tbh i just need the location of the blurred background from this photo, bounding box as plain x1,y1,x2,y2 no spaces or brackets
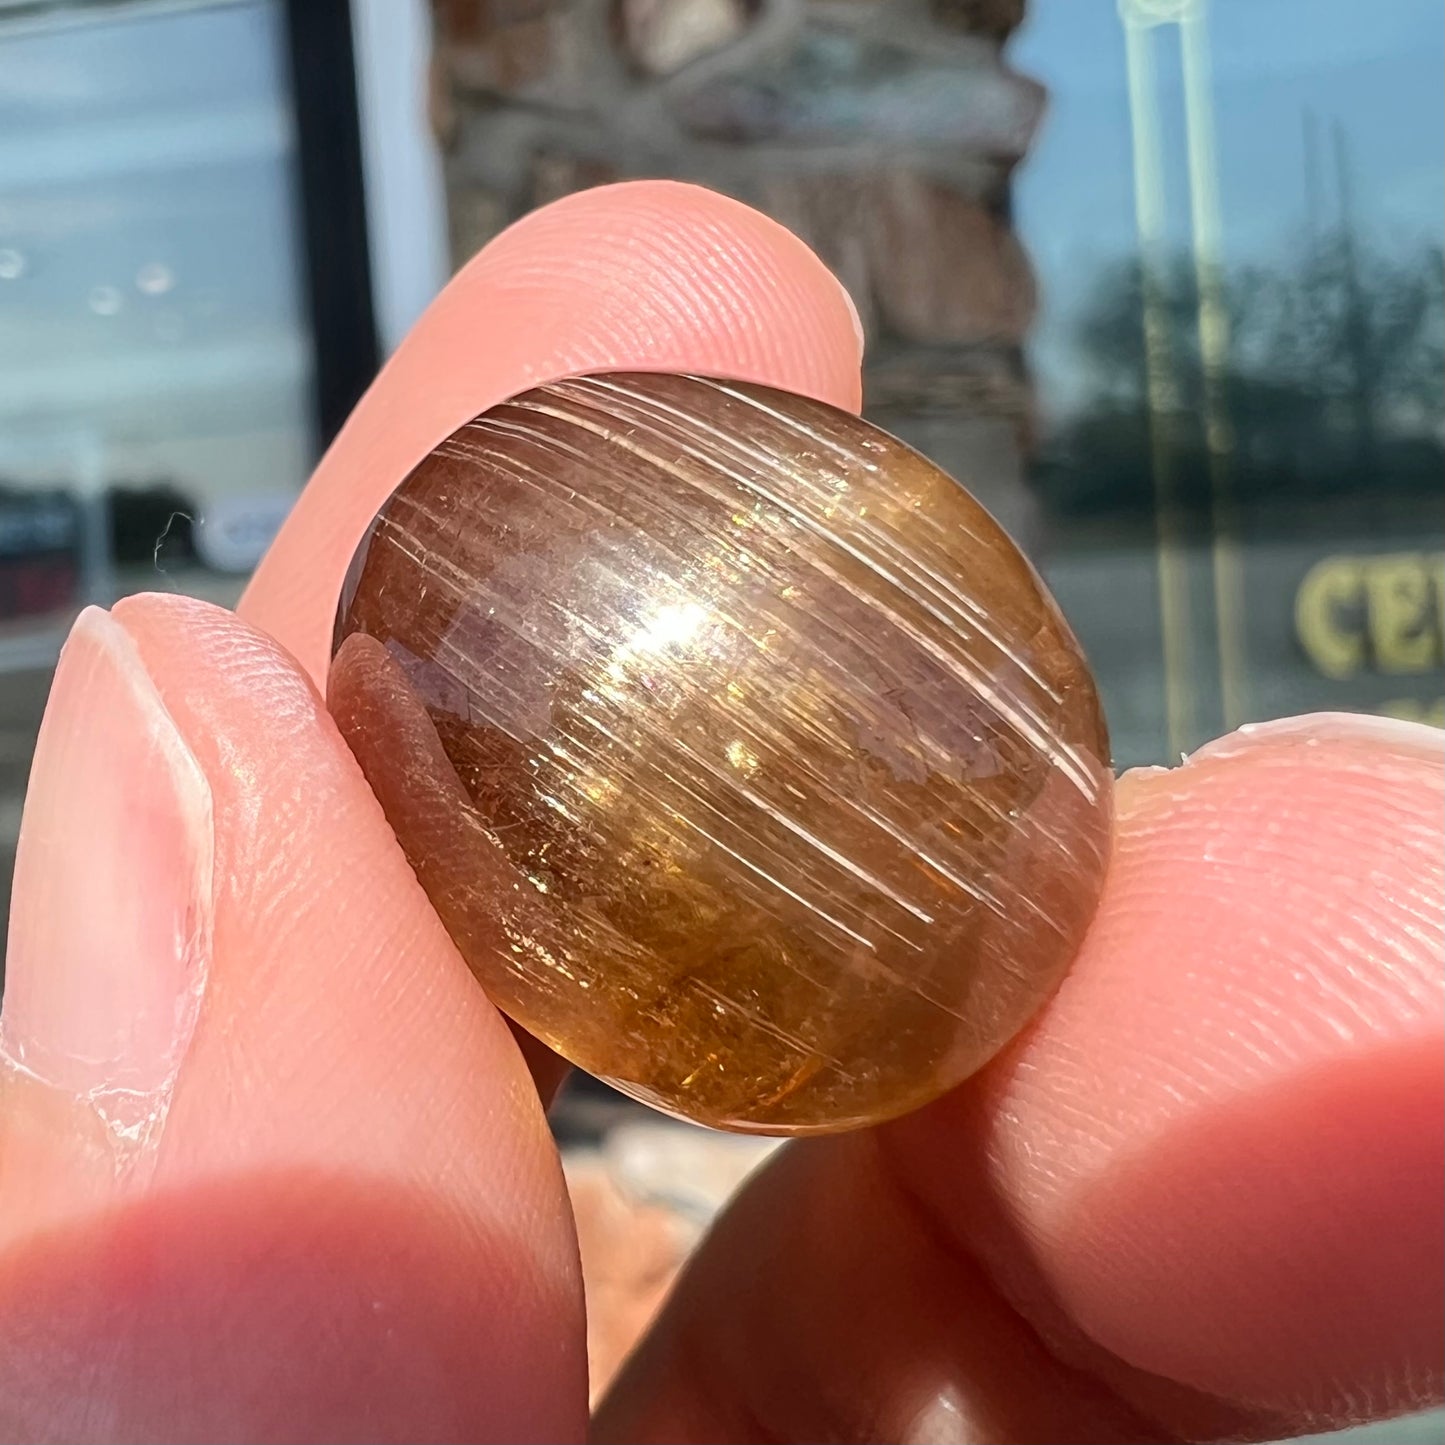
0,0,1440,1425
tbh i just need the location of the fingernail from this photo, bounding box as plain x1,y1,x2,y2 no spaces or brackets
1186,710,1445,766
1,606,213,1170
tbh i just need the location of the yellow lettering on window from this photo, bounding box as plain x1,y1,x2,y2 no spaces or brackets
1295,557,1365,678
1366,554,1439,674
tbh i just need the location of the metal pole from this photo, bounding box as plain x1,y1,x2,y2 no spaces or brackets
1180,0,1247,729
1120,0,1194,757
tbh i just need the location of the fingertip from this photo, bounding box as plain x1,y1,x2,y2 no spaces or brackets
1061,1035,1444,1424
884,713,1444,1434
1182,709,1445,765
481,181,865,407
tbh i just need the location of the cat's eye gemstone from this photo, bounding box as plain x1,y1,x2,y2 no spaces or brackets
330,373,1112,1134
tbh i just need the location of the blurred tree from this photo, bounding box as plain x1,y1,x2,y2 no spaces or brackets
1035,234,1445,523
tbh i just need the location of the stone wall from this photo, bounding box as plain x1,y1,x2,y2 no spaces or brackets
428,0,1044,540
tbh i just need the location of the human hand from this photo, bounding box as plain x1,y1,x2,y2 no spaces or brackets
1,183,1440,1444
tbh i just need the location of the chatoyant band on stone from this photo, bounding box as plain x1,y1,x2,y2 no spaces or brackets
329,373,1113,1135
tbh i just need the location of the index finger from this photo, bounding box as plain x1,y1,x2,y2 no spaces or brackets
239,180,864,680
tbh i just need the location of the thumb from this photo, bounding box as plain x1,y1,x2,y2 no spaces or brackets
0,595,584,1444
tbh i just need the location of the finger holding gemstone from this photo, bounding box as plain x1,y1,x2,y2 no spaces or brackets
329,373,1112,1134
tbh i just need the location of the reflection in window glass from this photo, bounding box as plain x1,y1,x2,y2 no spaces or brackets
0,0,316,960
428,0,1443,768
0,0,315,643
1013,0,1444,762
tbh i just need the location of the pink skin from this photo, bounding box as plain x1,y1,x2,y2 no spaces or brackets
596,719,1445,1444
1,183,1441,1443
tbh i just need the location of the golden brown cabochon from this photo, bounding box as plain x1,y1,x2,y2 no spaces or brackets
330,373,1112,1134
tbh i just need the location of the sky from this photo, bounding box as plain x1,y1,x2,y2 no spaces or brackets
1009,0,1445,416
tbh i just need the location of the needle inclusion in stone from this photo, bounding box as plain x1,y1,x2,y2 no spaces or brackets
329,373,1113,1135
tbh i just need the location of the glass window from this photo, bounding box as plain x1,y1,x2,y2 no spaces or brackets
429,0,1445,767
0,0,316,643
0,0,319,952
1013,0,1444,762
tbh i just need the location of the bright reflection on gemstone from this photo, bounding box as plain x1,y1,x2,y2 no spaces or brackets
627,601,710,656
